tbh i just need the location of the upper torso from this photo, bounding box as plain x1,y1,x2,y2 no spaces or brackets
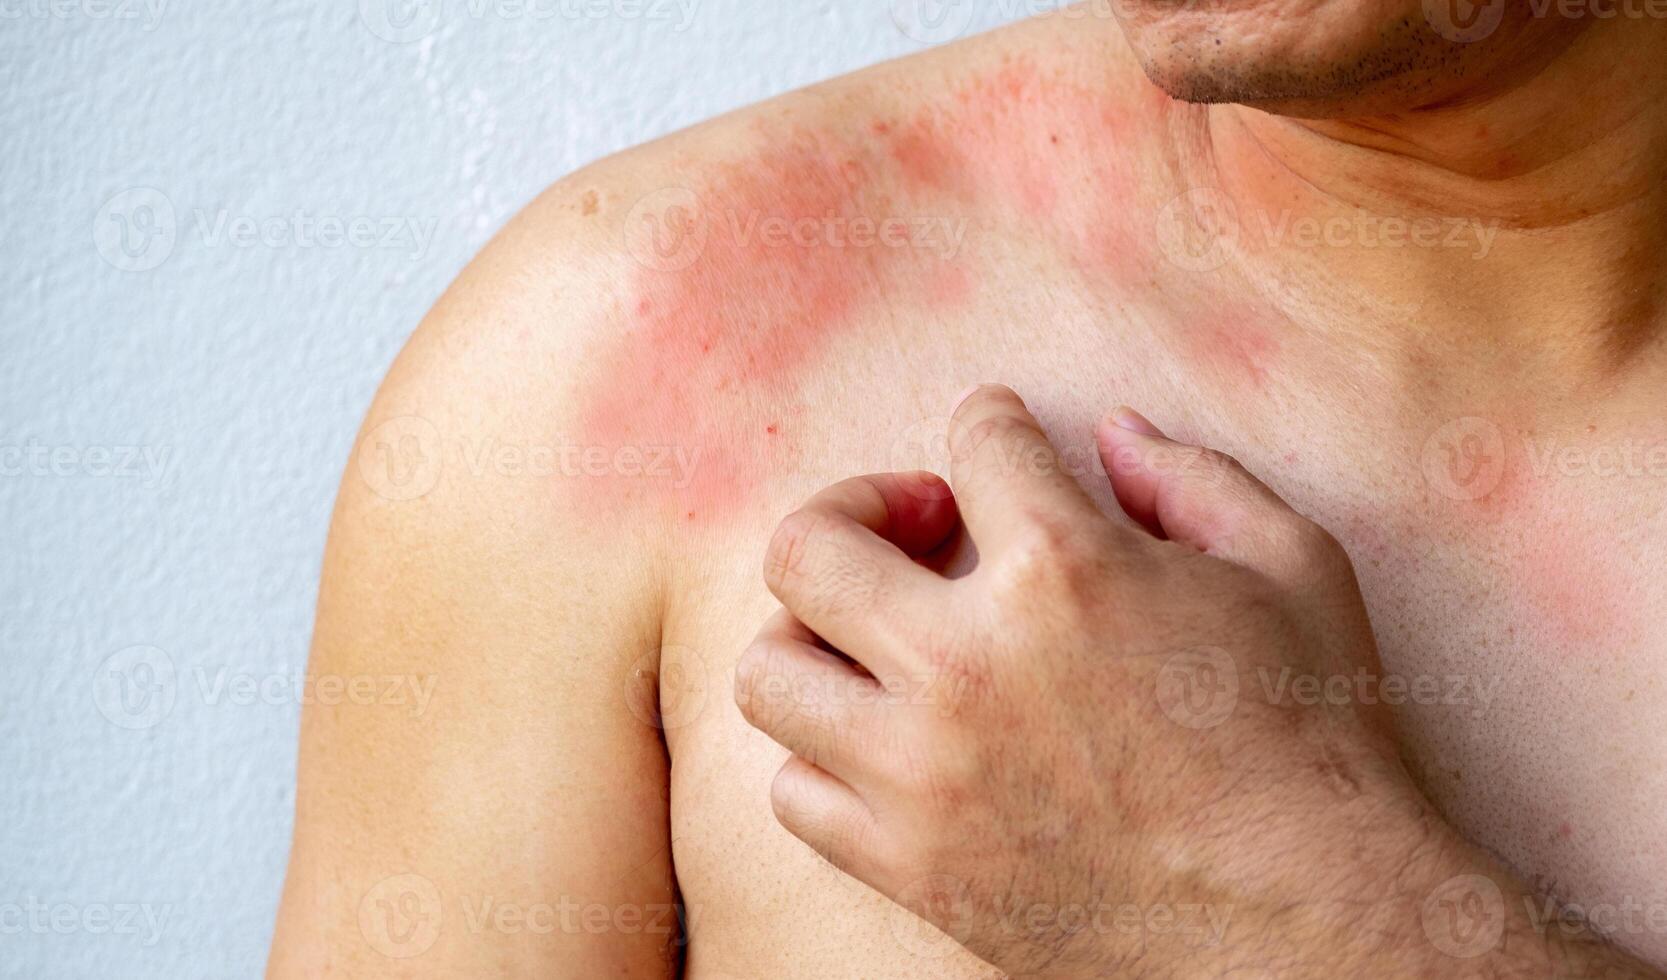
549,14,1667,976
271,12,1667,979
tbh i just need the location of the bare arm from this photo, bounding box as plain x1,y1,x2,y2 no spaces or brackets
268,178,680,977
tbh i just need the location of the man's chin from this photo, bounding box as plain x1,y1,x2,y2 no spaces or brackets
1111,0,1484,115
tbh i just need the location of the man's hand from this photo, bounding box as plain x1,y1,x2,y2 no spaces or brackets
734,385,1658,978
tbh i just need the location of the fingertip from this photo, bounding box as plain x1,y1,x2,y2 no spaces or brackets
1108,405,1166,438
896,469,951,500
1095,413,1153,475
951,382,1023,419
1095,415,1166,537
877,471,961,556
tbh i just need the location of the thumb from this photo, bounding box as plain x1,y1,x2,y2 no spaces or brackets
1095,407,1336,582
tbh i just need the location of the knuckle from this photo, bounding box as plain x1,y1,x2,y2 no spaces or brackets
952,384,1017,421
926,652,996,717
1149,442,1208,478
819,820,873,878
958,414,1032,466
770,764,816,828
764,509,826,591
988,513,1108,612
771,770,868,866
735,644,783,726
894,743,970,813
1188,446,1246,486
765,510,883,621
994,515,1067,581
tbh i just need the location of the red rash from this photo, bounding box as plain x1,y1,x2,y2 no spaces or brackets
1186,311,1283,389
1509,501,1637,654
879,57,1149,282
579,128,913,519
575,57,1175,520
1441,425,1641,652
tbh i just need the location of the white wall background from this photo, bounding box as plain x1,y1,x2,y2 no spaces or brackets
0,1,1028,976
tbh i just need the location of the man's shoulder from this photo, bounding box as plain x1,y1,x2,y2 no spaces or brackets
399,7,1157,368
365,12,1165,533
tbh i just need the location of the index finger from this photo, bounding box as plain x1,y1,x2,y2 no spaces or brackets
947,385,1100,555
763,472,960,679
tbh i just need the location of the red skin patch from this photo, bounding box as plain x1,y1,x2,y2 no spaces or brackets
1187,309,1283,390
926,263,974,309
578,128,971,520
575,58,1173,519
1439,424,1640,652
878,56,1152,281
1511,506,1636,654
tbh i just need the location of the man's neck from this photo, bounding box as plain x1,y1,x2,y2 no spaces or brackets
1192,18,1667,390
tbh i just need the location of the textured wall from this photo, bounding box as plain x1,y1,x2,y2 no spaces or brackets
0,1,1023,976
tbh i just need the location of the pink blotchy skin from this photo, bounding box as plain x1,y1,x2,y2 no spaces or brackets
1506,485,1638,653
1443,423,1641,650
576,58,1215,520
1189,311,1284,389
579,129,912,520
882,58,1151,283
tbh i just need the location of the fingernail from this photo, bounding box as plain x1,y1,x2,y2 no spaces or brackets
1111,406,1165,437
952,384,981,414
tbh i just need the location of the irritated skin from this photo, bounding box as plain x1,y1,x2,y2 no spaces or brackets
575,56,1155,522
271,6,1667,978
734,390,1659,978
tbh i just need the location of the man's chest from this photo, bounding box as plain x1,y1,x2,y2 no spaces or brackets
651,301,1667,971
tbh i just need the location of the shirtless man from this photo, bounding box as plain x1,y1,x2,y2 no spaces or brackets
269,1,1667,976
